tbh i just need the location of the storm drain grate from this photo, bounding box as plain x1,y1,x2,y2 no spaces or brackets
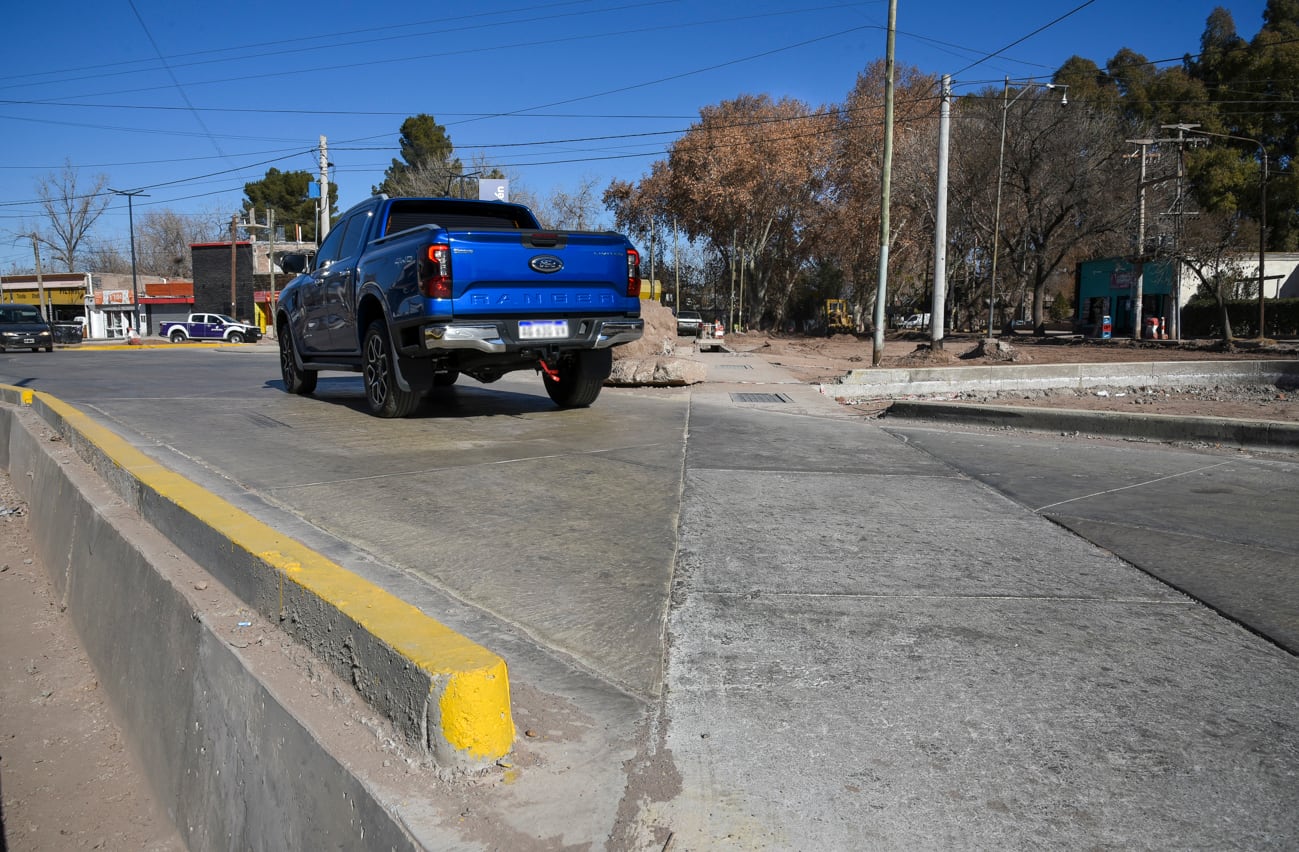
730,392,792,404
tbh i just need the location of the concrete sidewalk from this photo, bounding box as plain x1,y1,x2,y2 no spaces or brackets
634,349,1299,849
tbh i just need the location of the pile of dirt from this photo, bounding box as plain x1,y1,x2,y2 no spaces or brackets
615,300,679,360
960,338,1022,362
893,344,962,367
607,300,707,386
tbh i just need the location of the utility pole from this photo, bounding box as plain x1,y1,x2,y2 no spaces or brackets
872,0,898,366
318,135,331,243
30,235,47,322
1129,140,1153,340
729,231,736,331
267,208,276,338
1161,124,1215,340
930,74,951,350
743,248,753,331
673,219,680,312
109,188,148,334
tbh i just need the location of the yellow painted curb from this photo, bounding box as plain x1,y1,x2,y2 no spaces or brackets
0,384,514,762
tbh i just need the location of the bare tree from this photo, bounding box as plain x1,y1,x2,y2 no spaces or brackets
537,177,606,230
35,159,111,272
952,87,1135,334
1180,211,1257,341
137,209,224,277
823,62,940,329
83,241,131,273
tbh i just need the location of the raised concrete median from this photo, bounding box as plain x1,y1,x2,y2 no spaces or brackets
824,359,1299,450
885,399,1299,450
826,358,1299,398
0,384,516,847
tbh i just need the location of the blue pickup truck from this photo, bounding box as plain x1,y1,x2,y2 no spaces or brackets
276,195,644,417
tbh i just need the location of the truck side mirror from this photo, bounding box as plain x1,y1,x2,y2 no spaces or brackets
281,253,310,274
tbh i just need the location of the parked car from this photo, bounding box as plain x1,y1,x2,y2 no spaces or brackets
159,313,261,343
0,304,54,352
676,310,703,336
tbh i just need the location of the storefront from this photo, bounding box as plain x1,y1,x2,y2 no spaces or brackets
0,273,191,340
1075,258,1175,338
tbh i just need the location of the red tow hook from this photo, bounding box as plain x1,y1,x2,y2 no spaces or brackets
538,359,561,382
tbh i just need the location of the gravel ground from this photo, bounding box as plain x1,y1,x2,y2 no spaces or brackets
0,472,183,851
728,331,1299,421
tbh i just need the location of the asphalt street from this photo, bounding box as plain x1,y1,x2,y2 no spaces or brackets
2,343,1297,849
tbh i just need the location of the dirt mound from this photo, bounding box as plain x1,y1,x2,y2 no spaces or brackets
894,344,961,367
960,338,1022,362
616,299,678,359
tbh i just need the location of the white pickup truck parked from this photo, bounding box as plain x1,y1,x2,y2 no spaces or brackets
159,313,261,343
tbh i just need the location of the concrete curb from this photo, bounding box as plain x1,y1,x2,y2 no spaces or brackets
0,384,514,767
826,358,1299,398
0,398,425,849
884,400,1299,451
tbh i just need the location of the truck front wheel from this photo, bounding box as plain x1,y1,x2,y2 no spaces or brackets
363,320,420,418
542,348,612,408
228,331,245,344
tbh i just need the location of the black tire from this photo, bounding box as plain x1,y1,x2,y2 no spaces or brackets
170,330,186,343
44,346,53,353
279,327,317,395
363,320,420,418
228,331,245,344
542,348,612,408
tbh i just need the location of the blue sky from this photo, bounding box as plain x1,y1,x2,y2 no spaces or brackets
0,0,1271,270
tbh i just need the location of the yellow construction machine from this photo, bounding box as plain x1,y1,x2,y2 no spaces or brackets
824,299,854,336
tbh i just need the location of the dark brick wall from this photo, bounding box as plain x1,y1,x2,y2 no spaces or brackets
192,243,256,320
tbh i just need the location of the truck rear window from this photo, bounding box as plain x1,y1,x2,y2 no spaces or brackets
385,200,540,235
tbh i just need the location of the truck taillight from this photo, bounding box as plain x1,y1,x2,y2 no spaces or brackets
422,244,452,298
626,248,641,297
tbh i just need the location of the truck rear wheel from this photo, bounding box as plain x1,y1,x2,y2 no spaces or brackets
170,330,186,343
279,327,317,395
542,348,612,409
363,320,420,418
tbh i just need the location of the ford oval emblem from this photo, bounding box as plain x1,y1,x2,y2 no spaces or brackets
529,254,564,274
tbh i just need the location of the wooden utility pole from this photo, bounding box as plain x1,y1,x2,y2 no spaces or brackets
30,235,47,321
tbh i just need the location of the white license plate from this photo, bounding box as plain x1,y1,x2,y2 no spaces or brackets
518,320,568,340
21,338,34,344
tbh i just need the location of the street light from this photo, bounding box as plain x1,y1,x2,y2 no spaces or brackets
988,78,1067,336
109,188,148,337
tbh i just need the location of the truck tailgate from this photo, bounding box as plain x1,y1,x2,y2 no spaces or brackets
442,230,638,317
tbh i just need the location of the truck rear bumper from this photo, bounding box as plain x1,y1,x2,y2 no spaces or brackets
420,317,642,354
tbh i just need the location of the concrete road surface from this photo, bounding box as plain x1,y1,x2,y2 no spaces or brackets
3,343,1297,849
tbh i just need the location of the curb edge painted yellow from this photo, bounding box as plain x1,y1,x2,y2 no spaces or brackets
0,383,515,761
